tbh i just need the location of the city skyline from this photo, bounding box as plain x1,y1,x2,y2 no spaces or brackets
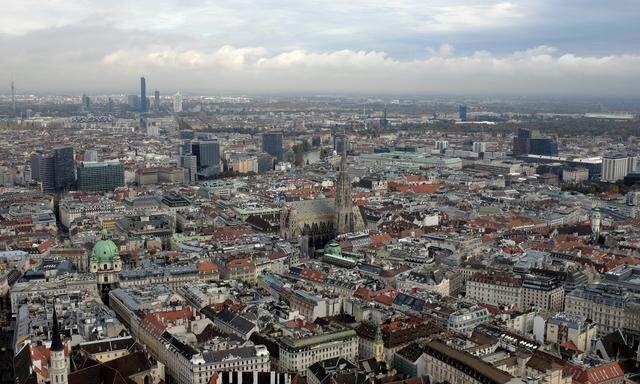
2,1,640,95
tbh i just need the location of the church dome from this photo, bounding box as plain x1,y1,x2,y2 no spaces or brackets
324,242,342,256
91,238,119,262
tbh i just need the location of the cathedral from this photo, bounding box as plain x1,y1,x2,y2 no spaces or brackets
280,136,364,249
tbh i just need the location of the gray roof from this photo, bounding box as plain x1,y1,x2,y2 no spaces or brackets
289,198,335,220
202,346,261,363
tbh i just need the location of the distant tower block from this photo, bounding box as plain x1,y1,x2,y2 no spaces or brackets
11,80,16,114
140,77,147,112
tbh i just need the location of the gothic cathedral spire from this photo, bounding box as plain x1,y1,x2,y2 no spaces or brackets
334,134,353,235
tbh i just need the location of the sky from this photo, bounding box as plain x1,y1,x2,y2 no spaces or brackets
2,0,640,95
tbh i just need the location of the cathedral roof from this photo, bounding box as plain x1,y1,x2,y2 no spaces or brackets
289,198,335,220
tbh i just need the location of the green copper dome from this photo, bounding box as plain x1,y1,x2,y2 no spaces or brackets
91,238,119,262
324,242,342,256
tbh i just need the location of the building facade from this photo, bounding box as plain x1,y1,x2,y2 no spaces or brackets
76,161,124,192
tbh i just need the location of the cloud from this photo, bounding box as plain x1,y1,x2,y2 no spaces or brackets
81,44,640,94
2,1,639,94
102,45,267,70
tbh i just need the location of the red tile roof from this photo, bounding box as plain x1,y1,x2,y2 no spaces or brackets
197,262,218,272
575,362,623,384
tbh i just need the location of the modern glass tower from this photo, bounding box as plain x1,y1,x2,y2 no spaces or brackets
140,77,147,112
262,131,283,161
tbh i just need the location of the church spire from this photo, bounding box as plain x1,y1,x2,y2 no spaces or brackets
50,306,63,352
49,303,68,384
373,323,384,362
334,133,353,235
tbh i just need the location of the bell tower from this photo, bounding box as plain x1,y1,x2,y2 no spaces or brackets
373,324,384,363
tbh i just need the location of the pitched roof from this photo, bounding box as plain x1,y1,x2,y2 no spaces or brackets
576,362,624,384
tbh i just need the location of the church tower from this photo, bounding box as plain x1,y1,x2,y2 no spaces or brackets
591,210,601,236
49,306,68,384
90,232,122,303
373,324,384,363
334,135,353,235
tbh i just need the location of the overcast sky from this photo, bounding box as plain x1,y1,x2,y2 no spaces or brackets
3,0,640,95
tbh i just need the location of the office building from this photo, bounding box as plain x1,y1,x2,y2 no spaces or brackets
262,131,283,160
602,154,631,182
11,80,15,114
458,104,468,120
513,128,532,155
173,92,183,112
380,107,389,129
422,339,513,384
565,284,629,336
82,94,91,109
435,140,448,152
192,141,220,175
562,167,589,183
179,130,194,140
127,95,140,110
334,135,351,155
30,147,75,193
513,128,558,156
472,142,486,153
258,153,274,173
529,138,558,156
521,274,564,312
278,325,358,372
140,77,147,112
154,90,160,109
84,149,99,162
179,143,192,156
53,146,76,192
30,153,55,192
228,155,258,174
466,272,522,308
76,161,125,192
180,155,197,184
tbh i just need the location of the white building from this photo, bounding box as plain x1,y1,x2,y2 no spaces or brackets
435,140,448,151
173,92,183,113
162,337,270,384
465,272,523,309
83,149,98,162
472,142,487,153
289,290,342,322
601,154,630,182
278,327,358,372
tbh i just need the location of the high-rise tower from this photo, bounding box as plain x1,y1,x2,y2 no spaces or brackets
140,77,147,112
49,306,68,384
262,131,283,161
334,135,353,235
173,92,183,112
11,80,16,115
